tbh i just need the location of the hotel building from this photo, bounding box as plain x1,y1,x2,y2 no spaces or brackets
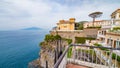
56,18,75,31
97,9,120,48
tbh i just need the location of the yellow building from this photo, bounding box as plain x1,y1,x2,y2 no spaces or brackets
57,18,75,30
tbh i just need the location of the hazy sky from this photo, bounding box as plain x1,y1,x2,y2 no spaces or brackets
0,0,120,30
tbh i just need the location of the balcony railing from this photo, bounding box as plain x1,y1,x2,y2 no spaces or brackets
54,44,120,68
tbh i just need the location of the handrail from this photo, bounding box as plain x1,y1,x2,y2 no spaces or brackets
54,44,72,68
72,44,120,50
54,44,120,68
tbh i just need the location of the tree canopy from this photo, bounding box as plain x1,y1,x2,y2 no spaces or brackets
75,21,88,30
89,12,103,18
88,11,103,27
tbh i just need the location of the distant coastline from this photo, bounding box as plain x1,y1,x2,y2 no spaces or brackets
22,27,43,30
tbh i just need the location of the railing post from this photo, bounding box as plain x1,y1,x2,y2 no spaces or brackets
80,48,82,61
105,51,107,66
73,45,76,63
108,49,113,68
84,49,85,61
100,50,102,65
87,47,89,62
81,48,83,61
115,53,117,67
92,49,94,63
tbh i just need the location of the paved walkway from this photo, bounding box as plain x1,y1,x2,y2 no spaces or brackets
66,64,89,68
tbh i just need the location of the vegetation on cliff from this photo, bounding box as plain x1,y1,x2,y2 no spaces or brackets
40,34,72,51
40,34,61,51
39,34,72,68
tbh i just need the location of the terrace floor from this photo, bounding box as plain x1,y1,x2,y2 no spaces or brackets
66,64,89,68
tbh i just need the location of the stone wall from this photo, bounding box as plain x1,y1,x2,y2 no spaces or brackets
50,28,99,43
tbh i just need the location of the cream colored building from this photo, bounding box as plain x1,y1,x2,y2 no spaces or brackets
84,20,111,28
97,9,120,48
111,9,120,25
57,18,75,31
105,32,120,48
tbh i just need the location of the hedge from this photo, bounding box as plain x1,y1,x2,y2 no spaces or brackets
75,37,95,44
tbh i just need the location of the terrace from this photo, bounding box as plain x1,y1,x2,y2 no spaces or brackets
54,44,120,68
108,27,120,34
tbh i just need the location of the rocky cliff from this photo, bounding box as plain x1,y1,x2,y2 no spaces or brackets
28,34,71,68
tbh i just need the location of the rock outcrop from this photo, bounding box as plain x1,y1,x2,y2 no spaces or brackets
28,34,70,68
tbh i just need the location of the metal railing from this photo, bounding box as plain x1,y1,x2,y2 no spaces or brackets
54,44,120,68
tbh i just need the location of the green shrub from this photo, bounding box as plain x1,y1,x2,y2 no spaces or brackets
87,26,101,29
44,34,61,42
94,43,102,46
66,39,72,44
62,38,72,44
75,37,95,44
94,43,109,51
78,49,95,56
112,53,120,62
105,52,120,62
75,37,86,44
67,47,72,58
113,27,120,31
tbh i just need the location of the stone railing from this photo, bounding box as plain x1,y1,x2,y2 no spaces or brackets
54,44,120,68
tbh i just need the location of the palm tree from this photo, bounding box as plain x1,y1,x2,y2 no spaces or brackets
89,12,103,27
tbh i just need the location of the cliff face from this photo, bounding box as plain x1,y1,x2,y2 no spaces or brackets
40,46,55,68
40,40,68,68
28,34,69,68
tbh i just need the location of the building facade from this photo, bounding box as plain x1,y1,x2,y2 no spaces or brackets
105,32,120,48
97,9,120,48
84,20,111,28
111,9,120,26
57,18,75,31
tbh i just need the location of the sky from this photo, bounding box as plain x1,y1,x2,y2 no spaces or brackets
0,0,120,30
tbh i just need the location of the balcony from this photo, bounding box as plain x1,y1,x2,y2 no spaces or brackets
54,44,120,68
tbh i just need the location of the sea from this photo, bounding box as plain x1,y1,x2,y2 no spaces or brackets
0,30,49,68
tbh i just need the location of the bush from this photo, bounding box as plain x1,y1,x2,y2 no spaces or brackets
112,53,120,62
62,38,72,44
75,37,95,44
67,47,72,58
87,26,101,29
94,43,102,46
44,34,61,42
94,43,120,62
94,43,109,51
66,39,72,44
113,27,120,31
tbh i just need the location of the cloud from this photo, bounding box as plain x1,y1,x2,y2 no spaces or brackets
0,0,120,30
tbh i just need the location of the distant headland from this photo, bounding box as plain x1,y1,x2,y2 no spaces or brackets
22,27,43,30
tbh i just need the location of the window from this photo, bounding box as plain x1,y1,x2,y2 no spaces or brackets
116,40,120,48
107,39,113,46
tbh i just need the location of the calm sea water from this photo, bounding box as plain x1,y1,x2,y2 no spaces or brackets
0,30,48,68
